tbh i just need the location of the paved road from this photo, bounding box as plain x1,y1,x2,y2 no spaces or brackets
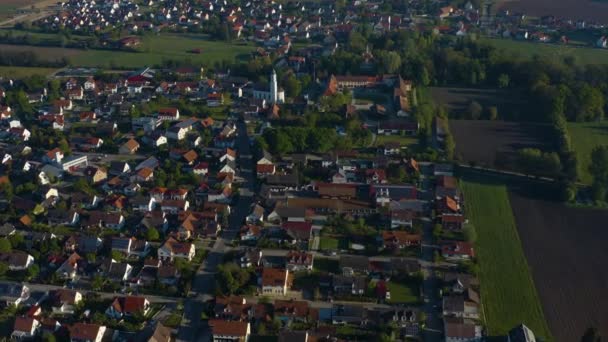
177,120,255,342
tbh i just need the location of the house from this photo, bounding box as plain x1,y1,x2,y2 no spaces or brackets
382,231,421,249
238,249,262,268
444,317,482,342
339,255,369,275
12,317,40,340
246,204,265,224
167,126,188,140
240,225,262,242
104,261,133,282
282,221,313,244
285,251,314,272
317,183,357,199
119,139,140,155
69,323,106,342
274,300,312,324
106,296,150,319
220,148,236,162
443,293,480,319
372,184,417,206
441,241,475,261
84,166,108,184
158,237,195,261
149,323,173,342
442,214,466,231
111,237,150,258
193,162,209,175
256,152,276,178
390,210,415,229
109,161,131,176
209,319,250,342
56,253,82,280
50,289,83,314
0,252,35,271
0,284,30,306
261,268,290,295
132,196,156,212
508,324,537,342
161,199,190,213
158,108,180,121
332,275,367,295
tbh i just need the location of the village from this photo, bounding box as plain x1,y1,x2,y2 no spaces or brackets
1,0,606,341
0,50,539,342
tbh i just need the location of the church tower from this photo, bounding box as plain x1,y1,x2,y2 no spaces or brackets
270,69,278,103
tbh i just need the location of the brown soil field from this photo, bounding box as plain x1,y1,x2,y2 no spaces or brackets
430,87,526,120
496,0,608,24
509,192,608,342
449,120,552,168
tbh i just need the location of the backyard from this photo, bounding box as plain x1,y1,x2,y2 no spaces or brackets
461,175,552,339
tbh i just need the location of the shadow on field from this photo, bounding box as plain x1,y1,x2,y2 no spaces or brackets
457,167,562,202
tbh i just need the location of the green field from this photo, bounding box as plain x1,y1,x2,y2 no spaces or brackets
374,134,418,147
387,281,419,304
0,31,256,68
461,179,552,339
568,122,608,184
0,66,56,78
485,38,608,65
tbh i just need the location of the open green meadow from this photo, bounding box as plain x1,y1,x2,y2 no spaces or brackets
484,38,608,65
0,66,56,78
0,31,256,68
461,178,552,339
567,121,608,184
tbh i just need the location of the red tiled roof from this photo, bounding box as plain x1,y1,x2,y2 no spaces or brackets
209,319,248,337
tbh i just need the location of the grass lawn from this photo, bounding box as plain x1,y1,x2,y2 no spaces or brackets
387,281,420,304
461,179,552,339
484,38,608,65
0,31,256,68
374,134,418,147
0,66,56,78
319,236,339,250
567,121,608,184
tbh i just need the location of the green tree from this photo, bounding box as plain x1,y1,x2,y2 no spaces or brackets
581,327,601,342
42,332,56,342
284,75,302,98
0,262,8,276
146,227,160,241
27,264,40,279
0,239,11,252
497,73,510,88
486,106,498,120
467,101,483,120
380,51,402,74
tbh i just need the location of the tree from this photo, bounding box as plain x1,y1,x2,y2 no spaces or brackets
497,73,510,88
467,101,483,120
146,227,160,241
42,332,56,342
589,146,608,201
0,239,11,253
27,264,40,279
284,75,302,98
0,262,8,276
486,106,498,120
582,327,601,342
92,275,105,290
380,51,402,74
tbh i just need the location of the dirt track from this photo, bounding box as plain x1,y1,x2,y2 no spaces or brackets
509,192,608,342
